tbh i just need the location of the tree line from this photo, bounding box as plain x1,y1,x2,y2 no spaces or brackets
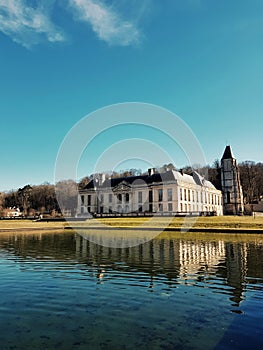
0,161,262,217
0,180,78,217
203,160,263,204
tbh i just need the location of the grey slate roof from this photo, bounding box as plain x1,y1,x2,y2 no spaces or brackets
221,145,234,160
83,169,217,190
85,172,174,189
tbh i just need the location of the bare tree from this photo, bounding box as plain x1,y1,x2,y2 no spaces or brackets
55,180,78,216
18,185,32,216
239,161,263,203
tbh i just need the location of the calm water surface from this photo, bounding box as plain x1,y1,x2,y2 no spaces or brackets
0,231,263,349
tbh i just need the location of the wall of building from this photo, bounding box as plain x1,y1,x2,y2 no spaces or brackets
78,179,223,216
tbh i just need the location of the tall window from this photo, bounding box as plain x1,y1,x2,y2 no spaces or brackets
149,190,153,203
100,194,104,203
109,193,112,203
180,188,183,201
168,203,173,212
88,195,91,206
138,191,142,203
81,195,84,205
158,189,163,202
125,193,129,202
227,191,231,204
117,194,122,202
167,188,172,201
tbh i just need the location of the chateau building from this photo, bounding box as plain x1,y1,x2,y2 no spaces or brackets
78,146,244,217
78,168,223,217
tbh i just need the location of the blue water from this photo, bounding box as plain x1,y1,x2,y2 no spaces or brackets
0,232,263,349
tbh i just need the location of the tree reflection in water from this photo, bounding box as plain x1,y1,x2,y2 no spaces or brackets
1,231,263,308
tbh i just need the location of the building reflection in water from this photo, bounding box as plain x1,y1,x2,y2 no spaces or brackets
1,232,263,307
75,233,263,306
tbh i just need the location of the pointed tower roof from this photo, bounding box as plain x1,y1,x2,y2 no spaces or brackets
221,145,234,160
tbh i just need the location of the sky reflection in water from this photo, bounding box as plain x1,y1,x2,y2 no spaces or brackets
0,231,263,349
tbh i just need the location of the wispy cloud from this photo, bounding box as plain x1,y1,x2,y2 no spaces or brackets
0,0,65,48
68,0,141,46
0,0,143,48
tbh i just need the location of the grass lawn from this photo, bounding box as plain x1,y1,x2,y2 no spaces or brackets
90,215,263,230
0,219,67,232
0,216,263,233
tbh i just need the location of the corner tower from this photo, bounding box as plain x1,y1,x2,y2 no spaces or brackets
221,146,244,215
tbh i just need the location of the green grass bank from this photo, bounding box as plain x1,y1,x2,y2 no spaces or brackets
0,216,263,233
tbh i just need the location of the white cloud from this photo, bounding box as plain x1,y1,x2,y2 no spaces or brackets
0,0,65,48
68,0,141,46
0,0,144,48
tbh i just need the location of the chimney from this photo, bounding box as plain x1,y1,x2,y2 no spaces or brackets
100,173,106,184
94,173,106,187
148,168,156,176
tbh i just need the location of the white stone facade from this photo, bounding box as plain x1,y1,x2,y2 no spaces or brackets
78,169,223,216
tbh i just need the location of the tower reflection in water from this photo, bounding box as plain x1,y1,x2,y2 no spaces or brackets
1,232,263,350
1,231,262,308
75,233,263,307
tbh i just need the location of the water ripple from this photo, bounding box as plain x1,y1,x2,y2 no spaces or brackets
0,232,263,349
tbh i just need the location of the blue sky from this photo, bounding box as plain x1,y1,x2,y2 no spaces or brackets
0,0,263,191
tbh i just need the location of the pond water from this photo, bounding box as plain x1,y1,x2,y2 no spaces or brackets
0,231,263,349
